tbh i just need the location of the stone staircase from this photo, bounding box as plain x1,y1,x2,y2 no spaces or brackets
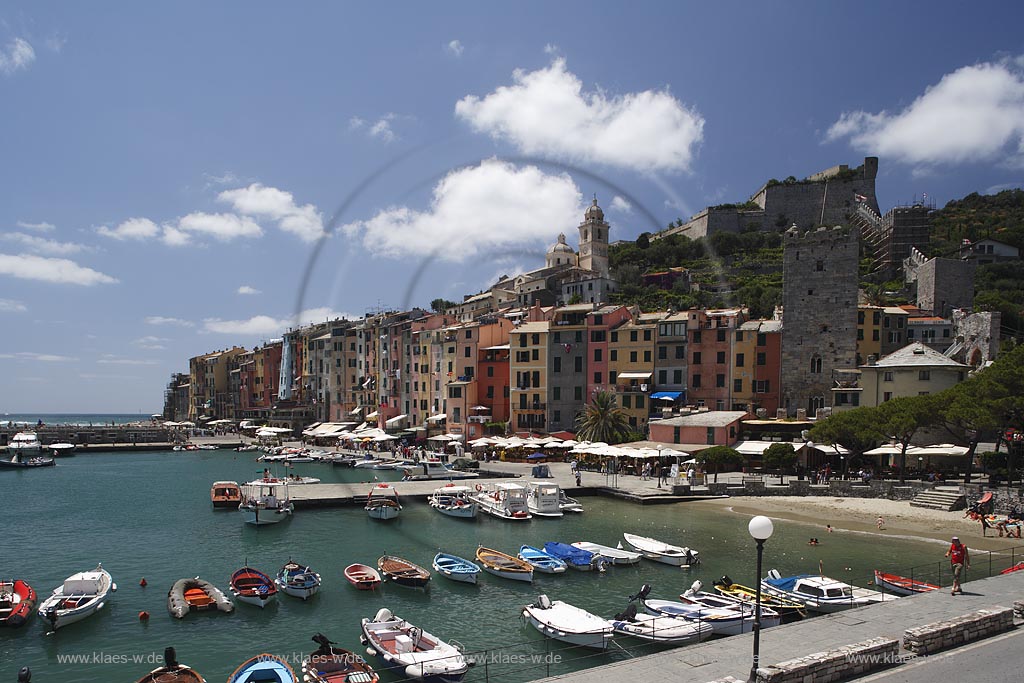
909,488,966,511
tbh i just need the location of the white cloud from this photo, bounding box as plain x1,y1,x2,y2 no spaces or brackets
343,159,581,261
203,171,240,187
217,184,324,242
98,217,160,241
446,40,464,57
348,116,366,131
16,221,55,232
369,115,397,143
0,351,76,362
203,307,351,336
0,298,26,312
134,336,168,350
1,232,91,256
543,44,560,56
162,212,262,246
456,58,705,172
610,196,632,213
237,285,261,295
44,34,67,53
985,182,1023,194
826,56,1024,169
0,38,35,76
0,253,117,286
145,316,194,327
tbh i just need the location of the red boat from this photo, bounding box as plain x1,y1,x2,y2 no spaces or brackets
343,564,381,591
302,633,379,683
873,570,939,596
229,567,278,607
1000,561,1024,575
0,579,37,627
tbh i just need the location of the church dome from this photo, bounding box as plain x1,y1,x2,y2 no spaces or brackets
585,197,604,220
548,233,574,254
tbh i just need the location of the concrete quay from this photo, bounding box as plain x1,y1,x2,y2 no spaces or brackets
531,570,1024,683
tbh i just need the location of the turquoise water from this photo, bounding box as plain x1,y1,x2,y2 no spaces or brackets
1,451,943,683
2,413,152,427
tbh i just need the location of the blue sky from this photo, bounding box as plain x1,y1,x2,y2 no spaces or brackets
2,1,1023,413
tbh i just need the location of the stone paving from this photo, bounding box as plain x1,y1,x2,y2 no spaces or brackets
531,570,1024,683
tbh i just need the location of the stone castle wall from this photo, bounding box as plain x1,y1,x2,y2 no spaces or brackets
916,258,975,317
780,226,860,415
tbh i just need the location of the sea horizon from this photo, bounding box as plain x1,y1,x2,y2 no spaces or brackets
1,412,160,427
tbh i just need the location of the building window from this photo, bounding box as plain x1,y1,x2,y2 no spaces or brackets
611,331,618,343
574,386,582,400
754,380,770,393
675,345,685,359
553,356,561,373
630,330,638,342
594,348,603,362
734,378,742,392
659,346,667,360
736,353,745,367
464,346,471,357
532,349,539,361
610,350,618,361
630,351,638,363
609,371,617,384
622,395,631,408
858,311,865,324
486,386,494,399
553,332,561,343
594,372,602,384
553,410,561,423
574,356,583,372
883,371,893,382
706,427,715,444
716,351,726,364
857,328,864,340
810,356,822,373
919,370,931,381
644,330,652,341
553,386,560,400
692,330,702,344
692,374,702,388
637,396,645,409
673,369,683,384
644,351,651,363
736,331,744,342
757,352,766,366
658,370,667,383
883,391,892,402
673,427,680,443
716,374,725,388
591,330,606,342
693,351,702,365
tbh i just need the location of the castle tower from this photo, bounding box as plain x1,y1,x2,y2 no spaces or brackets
578,197,610,278
780,226,859,416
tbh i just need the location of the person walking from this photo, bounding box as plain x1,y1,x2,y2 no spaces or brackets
653,462,662,488
659,463,668,488
945,536,969,595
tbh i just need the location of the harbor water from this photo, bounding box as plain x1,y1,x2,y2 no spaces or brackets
2,449,943,683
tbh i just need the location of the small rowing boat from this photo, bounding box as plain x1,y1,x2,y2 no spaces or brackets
377,556,431,589
432,553,481,584
518,546,567,574
135,647,206,683
344,564,382,591
872,570,940,595
475,546,533,582
229,567,278,608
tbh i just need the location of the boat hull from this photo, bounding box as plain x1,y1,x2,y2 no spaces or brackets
239,503,294,525
522,607,613,650
367,505,401,520
361,613,467,683
344,565,382,591
227,654,297,683
167,578,234,618
429,502,478,518
432,555,480,584
37,567,114,630
611,615,713,644
0,580,37,628
571,542,641,565
872,570,939,596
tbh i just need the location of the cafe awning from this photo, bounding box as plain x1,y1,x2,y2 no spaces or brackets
650,391,683,400
426,414,447,422
618,372,652,380
385,414,408,426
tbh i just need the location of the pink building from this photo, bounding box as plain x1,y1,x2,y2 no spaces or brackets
648,410,747,448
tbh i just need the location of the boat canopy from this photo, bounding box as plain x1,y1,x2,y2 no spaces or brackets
764,574,815,591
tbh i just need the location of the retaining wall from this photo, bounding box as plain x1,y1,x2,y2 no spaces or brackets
753,636,899,683
701,479,933,500
903,606,1014,655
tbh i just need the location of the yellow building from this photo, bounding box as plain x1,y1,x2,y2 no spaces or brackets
608,320,656,432
510,321,549,433
857,306,909,365
859,342,968,407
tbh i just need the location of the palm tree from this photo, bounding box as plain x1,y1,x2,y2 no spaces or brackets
575,391,631,444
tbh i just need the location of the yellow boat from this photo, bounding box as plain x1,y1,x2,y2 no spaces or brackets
713,576,806,619
475,546,533,582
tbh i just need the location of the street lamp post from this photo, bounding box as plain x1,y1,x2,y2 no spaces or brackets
748,515,774,683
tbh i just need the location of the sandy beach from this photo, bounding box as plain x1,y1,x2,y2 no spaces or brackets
701,495,1022,551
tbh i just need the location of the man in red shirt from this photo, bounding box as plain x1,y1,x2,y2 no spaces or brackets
944,536,969,595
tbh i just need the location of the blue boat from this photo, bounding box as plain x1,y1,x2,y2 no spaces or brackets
543,542,602,571
432,553,481,584
518,545,567,574
227,653,298,682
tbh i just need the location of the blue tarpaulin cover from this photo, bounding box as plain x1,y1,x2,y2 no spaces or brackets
650,391,683,400
763,574,814,591
544,541,594,566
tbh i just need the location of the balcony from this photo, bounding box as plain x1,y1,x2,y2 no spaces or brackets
517,402,546,412
617,384,650,394
468,414,492,423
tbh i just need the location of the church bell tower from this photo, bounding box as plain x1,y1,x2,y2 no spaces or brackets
577,197,610,278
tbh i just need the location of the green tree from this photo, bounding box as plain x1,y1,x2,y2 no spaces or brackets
636,232,650,249
568,293,583,305
876,395,941,484
763,442,798,483
575,391,631,444
698,445,744,483
430,298,457,313
808,407,884,458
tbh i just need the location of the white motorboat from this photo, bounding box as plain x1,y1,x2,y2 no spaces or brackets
522,595,614,650
9,431,42,456
471,483,532,520
571,541,641,565
365,484,402,520
239,480,294,525
278,475,321,485
353,458,385,469
37,564,116,630
558,490,584,513
400,460,479,480
427,485,478,518
679,580,781,628
609,603,713,644
525,481,564,518
360,607,468,683
49,443,76,457
622,533,699,567
632,584,755,637
760,570,898,614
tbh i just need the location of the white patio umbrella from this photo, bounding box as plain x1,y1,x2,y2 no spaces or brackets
863,444,905,456
560,439,578,448
427,434,453,442
658,447,689,458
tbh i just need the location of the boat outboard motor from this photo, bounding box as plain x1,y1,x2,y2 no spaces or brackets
687,580,702,596
613,603,638,622
767,569,781,580
627,583,652,602
720,575,733,587
17,668,31,683
373,607,393,622
535,594,552,609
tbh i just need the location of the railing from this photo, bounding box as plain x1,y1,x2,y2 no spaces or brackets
468,415,491,423
859,543,1024,598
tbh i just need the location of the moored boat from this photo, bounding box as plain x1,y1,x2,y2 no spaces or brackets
518,545,567,574
227,653,298,683
135,647,206,683
230,567,278,607
432,553,481,584
571,541,641,565
471,483,532,521
1001,561,1024,575
872,570,940,595
399,460,479,481
365,484,402,520
427,485,478,518
475,546,533,582
522,595,613,650
211,481,241,508
377,556,431,589
49,443,76,457
712,576,806,619
524,481,564,518
239,479,294,525
360,607,468,683
345,564,382,591
275,561,322,600
37,564,116,630
167,577,234,618
631,584,755,637
0,453,55,468
0,579,37,628
303,633,379,683
609,603,713,645
622,533,699,567
8,431,41,456
761,570,898,613
558,490,584,513
543,542,603,571
679,580,781,628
